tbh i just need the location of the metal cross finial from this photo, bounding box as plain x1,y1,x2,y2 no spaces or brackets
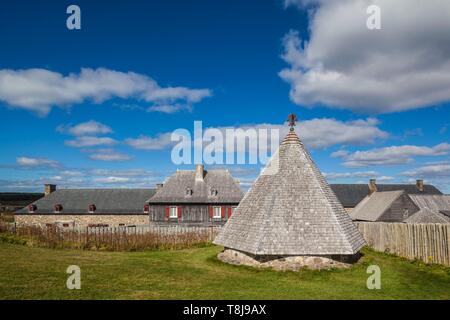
287,113,297,131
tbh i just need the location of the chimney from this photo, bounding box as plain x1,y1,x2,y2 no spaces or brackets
416,179,424,192
368,179,377,195
44,184,56,197
156,183,164,190
195,164,204,182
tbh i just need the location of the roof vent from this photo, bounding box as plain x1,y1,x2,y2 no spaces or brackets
210,188,218,197
185,187,193,197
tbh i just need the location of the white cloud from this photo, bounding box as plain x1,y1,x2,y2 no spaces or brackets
89,168,152,177
148,104,191,114
123,117,387,153
0,68,211,116
124,133,174,150
401,163,450,178
281,0,450,113
16,157,60,169
57,120,112,136
324,171,394,181
89,151,132,162
65,136,118,148
93,177,131,184
333,143,450,167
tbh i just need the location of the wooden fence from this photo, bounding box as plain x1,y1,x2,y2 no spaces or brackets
356,222,450,266
0,222,221,251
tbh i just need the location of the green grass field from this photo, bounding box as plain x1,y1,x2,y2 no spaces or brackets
1,242,450,299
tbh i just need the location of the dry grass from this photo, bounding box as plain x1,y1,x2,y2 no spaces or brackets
0,222,219,251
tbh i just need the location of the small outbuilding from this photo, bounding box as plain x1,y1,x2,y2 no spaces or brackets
351,192,450,223
214,114,365,269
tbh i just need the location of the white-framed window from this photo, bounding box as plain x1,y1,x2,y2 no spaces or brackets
170,206,178,218
213,206,221,218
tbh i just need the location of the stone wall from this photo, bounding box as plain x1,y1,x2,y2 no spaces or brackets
15,215,149,227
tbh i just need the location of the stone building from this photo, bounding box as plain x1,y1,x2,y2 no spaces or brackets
214,115,365,269
147,165,243,226
15,185,155,227
351,191,450,223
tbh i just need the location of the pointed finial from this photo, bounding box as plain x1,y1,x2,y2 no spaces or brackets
287,113,297,132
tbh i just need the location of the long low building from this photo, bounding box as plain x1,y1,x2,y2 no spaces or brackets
15,185,155,227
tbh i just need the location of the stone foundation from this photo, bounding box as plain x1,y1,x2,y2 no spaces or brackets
218,249,360,271
14,215,149,227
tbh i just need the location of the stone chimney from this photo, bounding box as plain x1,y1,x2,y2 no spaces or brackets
368,179,377,195
195,164,204,182
416,179,424,192
44,184,56,196
156,183,164,190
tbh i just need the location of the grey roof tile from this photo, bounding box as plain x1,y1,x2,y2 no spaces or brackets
350,191,405,222
148,169,243,204
15,189,155,215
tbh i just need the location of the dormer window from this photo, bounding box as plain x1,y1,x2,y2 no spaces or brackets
28,204,37,213
54,204,63,214
185,187,193,197
210,188,218,197
88,204,96,214
143,204,150,213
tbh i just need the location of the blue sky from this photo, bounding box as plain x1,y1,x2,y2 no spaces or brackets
0,0,449,193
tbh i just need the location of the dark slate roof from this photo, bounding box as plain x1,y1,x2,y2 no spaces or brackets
148,169,243,204
214,130,366,256
330,184,442,207
15,189,155,215
0,193,44,206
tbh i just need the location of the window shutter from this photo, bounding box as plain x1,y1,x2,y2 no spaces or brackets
178,206,182,219
228,207,232,218
165,206,170,219
208,206,213,218
221,206,225,219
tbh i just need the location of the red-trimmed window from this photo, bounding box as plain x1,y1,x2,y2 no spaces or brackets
143,204,150,213
169,206,178,218
213,206,221,219
28,204,37,213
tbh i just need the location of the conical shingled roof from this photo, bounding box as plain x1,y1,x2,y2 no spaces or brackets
214,129,366,256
